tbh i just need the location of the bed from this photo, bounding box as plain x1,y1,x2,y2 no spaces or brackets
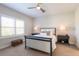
24,28,57,56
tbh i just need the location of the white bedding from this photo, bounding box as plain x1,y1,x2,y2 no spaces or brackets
27,33,57,53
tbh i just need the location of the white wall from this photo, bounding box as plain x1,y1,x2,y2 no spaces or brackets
34,12,76,44
0,5,33,49
75,7,79,48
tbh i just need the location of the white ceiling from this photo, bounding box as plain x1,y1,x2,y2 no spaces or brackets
2,3,79,18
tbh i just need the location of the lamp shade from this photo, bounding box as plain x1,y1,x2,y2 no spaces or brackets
58,25,67,35
34,25,40,33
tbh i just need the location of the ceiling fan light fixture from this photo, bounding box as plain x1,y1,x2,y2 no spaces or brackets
36,6,41,10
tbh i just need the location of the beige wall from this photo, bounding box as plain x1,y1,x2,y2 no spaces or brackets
0,5,33,49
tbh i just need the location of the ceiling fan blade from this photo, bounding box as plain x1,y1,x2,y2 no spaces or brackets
28,7,36,9
40,8,45,13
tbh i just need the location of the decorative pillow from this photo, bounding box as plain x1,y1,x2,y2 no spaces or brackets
46,31,51,36
41,31,51,36
40,33,47,36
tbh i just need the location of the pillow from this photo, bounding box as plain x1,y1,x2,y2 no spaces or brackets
39,33,47,36
41,31,51,36
46,31,51,36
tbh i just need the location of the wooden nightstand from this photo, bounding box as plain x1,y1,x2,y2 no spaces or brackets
57,34,69,44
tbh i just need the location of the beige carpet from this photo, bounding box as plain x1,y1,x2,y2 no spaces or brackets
0,43,79,56
53,44,79,56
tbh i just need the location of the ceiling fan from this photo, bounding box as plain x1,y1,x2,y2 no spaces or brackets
28,3,45,13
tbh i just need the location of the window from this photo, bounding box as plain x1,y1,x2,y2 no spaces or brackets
1,16,15,36
16,19,24,34
0,16,24,36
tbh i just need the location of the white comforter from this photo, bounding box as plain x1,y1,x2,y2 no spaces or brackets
27,34,57,53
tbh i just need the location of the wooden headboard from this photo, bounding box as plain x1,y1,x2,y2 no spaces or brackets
40,27,56,36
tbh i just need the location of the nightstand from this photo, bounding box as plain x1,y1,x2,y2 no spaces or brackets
57,34,69,44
